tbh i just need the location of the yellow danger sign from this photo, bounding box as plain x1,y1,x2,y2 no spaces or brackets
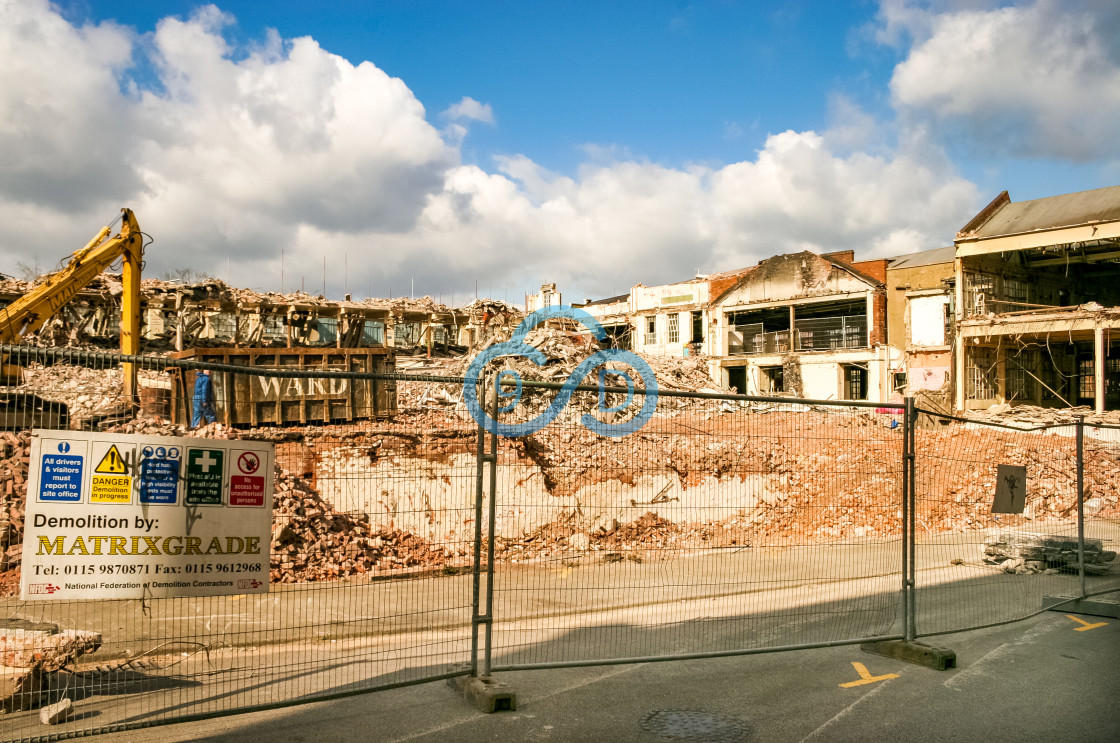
95,445,128,474
91,474,132,504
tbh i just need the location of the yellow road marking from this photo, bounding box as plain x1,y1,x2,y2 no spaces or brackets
839,661,899,688
1066,615,1108,632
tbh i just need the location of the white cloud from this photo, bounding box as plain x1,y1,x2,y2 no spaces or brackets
0,1,981,302
883,0,1120,160
0,0,140,210
442,96,495,124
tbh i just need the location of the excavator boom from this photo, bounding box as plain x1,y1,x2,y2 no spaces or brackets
0,208,143,343
0,208,144,402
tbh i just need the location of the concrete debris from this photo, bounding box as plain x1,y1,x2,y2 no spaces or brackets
1,629,103,672
39,696,72,725
0,622,101,712
964,403,1120,428
982,531,1118,574
16,364,134,427
269,465,451,583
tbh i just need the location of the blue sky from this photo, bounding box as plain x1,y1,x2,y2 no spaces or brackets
4,0,1119,302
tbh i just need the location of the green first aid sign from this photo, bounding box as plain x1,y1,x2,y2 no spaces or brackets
185,448,224,505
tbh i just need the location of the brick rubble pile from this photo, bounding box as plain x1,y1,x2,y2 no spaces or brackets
269,465,450,583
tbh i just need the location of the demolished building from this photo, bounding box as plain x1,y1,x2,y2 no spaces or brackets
952,186,1120,413
885,246,955,402
710,251,891,399
0,276,521,357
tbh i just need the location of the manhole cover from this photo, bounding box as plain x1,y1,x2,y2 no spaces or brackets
641,708,746,742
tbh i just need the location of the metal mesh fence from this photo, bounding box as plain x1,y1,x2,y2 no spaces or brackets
485,394,905,670
1,343,1117,741
1,349,476,742
911,412,1120,637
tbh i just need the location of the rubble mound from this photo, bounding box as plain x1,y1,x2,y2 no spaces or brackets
270,466,450,583
17,364,129,426
414,325,728,421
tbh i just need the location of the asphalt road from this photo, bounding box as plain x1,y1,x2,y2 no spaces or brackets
91,606,1119,743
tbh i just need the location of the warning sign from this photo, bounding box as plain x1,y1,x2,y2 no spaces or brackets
230,448,265,506
89,441,134,504
992,464,1028,514
95,445,128,474
22,430,274,601
186,448,224,505
91,474,132,503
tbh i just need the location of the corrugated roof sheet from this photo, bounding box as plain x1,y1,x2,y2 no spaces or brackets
969,185,1120,238
888,246,955,269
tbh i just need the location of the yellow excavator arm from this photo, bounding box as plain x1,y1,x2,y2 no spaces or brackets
0,208,144,400
0,208,143,344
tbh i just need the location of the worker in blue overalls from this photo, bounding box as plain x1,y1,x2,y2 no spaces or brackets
192,369,217,427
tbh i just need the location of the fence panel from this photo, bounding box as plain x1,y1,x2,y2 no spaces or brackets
7,339,1116,740
1,350,477,742
912,412,1120,637
484,393,905,670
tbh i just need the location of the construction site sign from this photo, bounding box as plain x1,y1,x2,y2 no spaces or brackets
21,430,274,601
90,441,135,504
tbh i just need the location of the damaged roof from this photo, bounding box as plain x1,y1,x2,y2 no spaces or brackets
888,246,955,270
960,185,1120,239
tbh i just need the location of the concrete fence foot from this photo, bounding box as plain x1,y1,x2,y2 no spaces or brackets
447,665,517,713
860,640,956,670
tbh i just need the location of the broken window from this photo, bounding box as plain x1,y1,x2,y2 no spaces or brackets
1079,357,1095,401
312,318,338,346
726,366,746,394
760,366,784,394
645,316,656,345
1003,278,1028,306
967,347,997,400
260,314,286,344
1005,349,1039,402
362,320,385,346
727,307,792,354
1108,356,1120,405
668,313,680,344
395,322,421,347
728,322,761,355
205,311,236,342
691,311,704,343
964,273,996,317
794,315,867,350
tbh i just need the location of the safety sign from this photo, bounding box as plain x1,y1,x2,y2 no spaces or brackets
230,449,265,506
90,441,134,504
139,445,181,505
38,439,85,503
185,448,224,505
21,430,274,601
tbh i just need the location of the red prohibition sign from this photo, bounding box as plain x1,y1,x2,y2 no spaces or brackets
238,452,260,474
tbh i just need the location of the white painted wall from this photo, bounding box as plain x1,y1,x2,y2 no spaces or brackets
909,294,949,346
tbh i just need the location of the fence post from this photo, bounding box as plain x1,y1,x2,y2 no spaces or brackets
453,375,518,711
470,398,486,677
483,376,500,676
1076,415,1086,599
896,394,913,645
862,396,955,669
